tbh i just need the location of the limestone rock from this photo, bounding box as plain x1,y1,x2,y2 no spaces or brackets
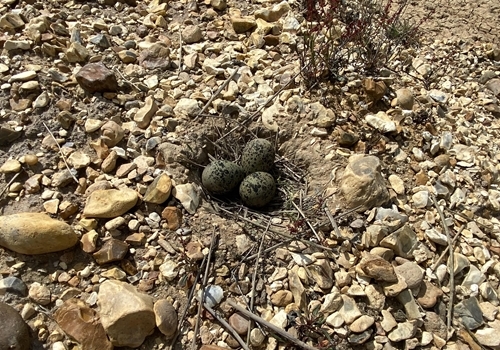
98,280,155,347
154,299,177,338
231,16,257,33
396,88,414,110
55,298,113,350
380,224,418,258
173,183,200,214
75,62,118,93
173,98,201,118
254,1,291,22
28,282,51,305
143,174,172,204
340,155,390,210
83,188,138,218
93,238,129,264
358,254,397,282
134,96,158,129
0,213,78,254
0,302,31,350
0,159,21,173
182,25,202,44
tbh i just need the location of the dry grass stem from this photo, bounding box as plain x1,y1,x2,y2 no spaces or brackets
0,172,20,198
196,68,239,119
228,300,318,350
42,121,79,184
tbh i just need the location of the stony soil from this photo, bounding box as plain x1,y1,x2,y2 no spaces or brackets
0,0,500,350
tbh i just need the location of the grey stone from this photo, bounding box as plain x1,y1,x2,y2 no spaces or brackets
454,297,483,330
380,224,418,258
0,302,31,350
0,276,27,296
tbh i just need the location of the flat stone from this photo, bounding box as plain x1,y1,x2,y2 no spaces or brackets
382,273,408,297
182,24,202,43
475,328,500,348
0,276,27,296
83,188,138,218
0,159,21,173
229,313,250,335
339,295,362,324
417,280,443,308
161,207,182,230
381,310,397,332
396,289,422,321
93,238,129,264
0,302,31,350
173,98,201,118
288,266,306,309
349,315,375,333
394,262,423,289
388,321,417,342
138,43,170,70
172,183,200,214
101,267,126,280
365,284,385,310
363,78,387,102
340,155,390,210
28,282,51,305
308,259,334,289
423,312,447,339
185,241,203,261
68,151,91,169
454,297,483,330
0,213,78,254
80,230,98,253
98,280,155,347
388,174,405,195
250,328,265,347
55,298,113,350
358,254,398,282
365,111,396,133
101,121,124,147
154,299,177,338
231,16,256,33
143,174,172,204
380,224,418,258
396,88,414,110
254,0,290,22
75,62,118,93
134,95,158,129
270,290,293,307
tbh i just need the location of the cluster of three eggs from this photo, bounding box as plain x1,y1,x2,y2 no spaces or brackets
202,139,276,208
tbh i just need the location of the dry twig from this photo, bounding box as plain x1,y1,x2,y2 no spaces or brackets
247,221,270,344
228,300,318,350
191,230,218,350
42,121,79,184
431,193,454,334
0,172,20,198
201,300,250,350
195,68,239,119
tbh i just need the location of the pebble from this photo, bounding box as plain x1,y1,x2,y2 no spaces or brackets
98,280,155,347
270,290,293,306
173,183,200,214
0,302,31,350
92,238,129,264
54,298,113,350
83,188,138,218
229,313,250,335
0,276,27,296
349,315,375,333
388,321,417,342
29,282,51,305
0,213,78,254
75,62,118,93
154,299,178,338
143,173,172,204
0,159,21,173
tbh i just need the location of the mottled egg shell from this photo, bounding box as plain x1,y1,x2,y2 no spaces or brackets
202,160,245,194
239,172,276,208
241,138,275,174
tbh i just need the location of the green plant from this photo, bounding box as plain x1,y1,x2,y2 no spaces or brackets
298,0,429,87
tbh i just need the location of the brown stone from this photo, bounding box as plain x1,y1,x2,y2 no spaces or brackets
81,230,98,253
138,43,170,70
185,241,204,261
125,233,146,246
54,298,113,350
358,254,398,283
75,62,118,94
417,280,443,308
154,299,178,338
363,78,387,102
161,206,182,230
228,313,250,335
93,238,129,264
270,290,293,307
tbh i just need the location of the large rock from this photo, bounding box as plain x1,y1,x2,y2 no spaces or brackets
0,213,78,254
54,298,113,350
143,174,172,204
0,302,31,350
98,280,155,347
83,188,138,218
75,62,118,94
340,155,390,210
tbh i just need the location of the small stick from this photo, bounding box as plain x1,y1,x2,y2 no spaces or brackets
324,207,341,239
169,254,208,349
242,240,292,262
200,300,251,350
216,205,333,253
42,121,79,184
291,201,321,242
0,172,20,198
228,300,318,350
178,30,183,74
113,68,141,91
431,193,454,334
430,226,464,272
195,68,239,119
247,221,270,344
191,230,218,350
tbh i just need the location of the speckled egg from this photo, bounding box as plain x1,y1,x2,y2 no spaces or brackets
239,172,276,208
202,160,245,194
241,138,275,174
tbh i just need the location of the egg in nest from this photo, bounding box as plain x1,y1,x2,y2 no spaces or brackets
241,138,275,174
239,172,276,208
202,160,245,194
